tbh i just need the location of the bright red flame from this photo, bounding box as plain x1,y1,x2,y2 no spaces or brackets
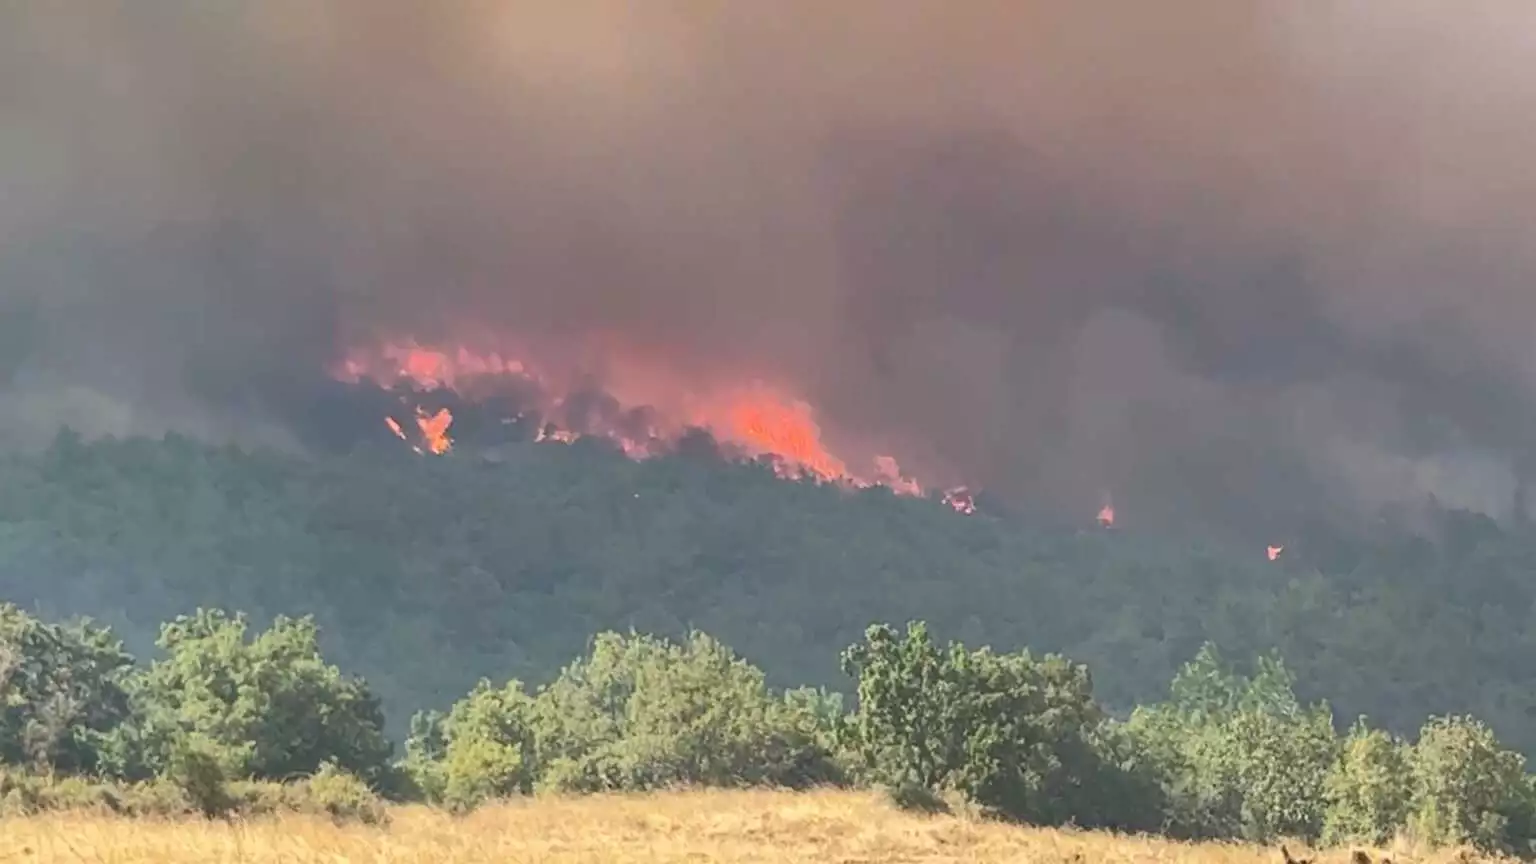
1097,501,1115,528
338,338,939,498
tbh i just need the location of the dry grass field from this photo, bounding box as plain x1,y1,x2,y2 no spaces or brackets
0,788,1508,864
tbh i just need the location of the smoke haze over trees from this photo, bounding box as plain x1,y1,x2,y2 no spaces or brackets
9,8,1536,854
3,4,1536,537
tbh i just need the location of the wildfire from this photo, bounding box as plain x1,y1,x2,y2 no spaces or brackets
385,406,454,455
1097,499,1115,528
1267,544,1284,561
943,486,977,515
338,338,946,499
416,407,454,455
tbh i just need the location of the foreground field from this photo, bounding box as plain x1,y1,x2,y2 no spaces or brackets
0,789,1505,863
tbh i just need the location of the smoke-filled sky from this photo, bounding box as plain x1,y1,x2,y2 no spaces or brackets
4,2,1536,536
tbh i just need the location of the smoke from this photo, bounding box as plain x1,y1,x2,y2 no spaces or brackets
5,2,1536,537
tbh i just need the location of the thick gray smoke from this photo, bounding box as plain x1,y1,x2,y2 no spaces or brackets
4,2,1536,538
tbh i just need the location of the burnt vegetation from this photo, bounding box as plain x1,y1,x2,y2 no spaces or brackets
1,429,1536,853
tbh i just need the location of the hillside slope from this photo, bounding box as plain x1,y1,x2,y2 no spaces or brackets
0,430,1533,753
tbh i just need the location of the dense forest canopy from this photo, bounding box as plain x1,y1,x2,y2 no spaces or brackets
1,425,1533,762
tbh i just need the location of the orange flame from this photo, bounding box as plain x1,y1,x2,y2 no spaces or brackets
1267,544,1284,561
383,406,454,455
338,338,938,499
416,407,454,455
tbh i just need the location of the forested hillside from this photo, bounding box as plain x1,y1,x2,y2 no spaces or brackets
1,428,1533,760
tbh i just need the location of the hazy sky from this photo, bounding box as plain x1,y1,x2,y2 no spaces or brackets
4,2,1536,535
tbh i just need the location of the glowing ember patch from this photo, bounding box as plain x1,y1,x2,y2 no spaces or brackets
535,427,580,445
1097,501,1115,528
944,486,977,514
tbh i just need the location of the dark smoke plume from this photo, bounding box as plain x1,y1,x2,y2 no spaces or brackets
5,2,1536,539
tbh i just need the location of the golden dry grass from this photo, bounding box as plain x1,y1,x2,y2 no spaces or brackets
0,788,1510,863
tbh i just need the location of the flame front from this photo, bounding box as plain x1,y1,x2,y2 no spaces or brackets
339,339,936,497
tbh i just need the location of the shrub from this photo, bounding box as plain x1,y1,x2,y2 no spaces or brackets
886,779,951,815
0,771,120,816
303,762,388,825
1409,715,1532,853
437,680,538,811
119,777,195,817
1227,707,1337,840
1322,719,1412,846
397,709,448,802
840,621,1154,830
130,609,393,784
0,604,135,776
1124,643,1338,843
530,631,838,795
163,732,237,818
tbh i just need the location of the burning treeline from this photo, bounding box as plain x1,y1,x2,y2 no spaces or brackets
336,338,978,513
6,4,1536,551
333,339,1303,552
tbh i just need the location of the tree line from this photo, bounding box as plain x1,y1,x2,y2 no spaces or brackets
6,429,1536,766
1,602,1532,856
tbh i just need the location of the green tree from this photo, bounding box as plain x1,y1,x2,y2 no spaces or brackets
531,630,837,794
438,680,538,810
1409,715,1533,853
398,708,449,801
0,604,134,776
840,621,1153,829
1322,718,1412,846
1126,643,1337,842
130,609,391,783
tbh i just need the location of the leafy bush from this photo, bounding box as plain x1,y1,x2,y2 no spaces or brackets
303,761,388,825
1125,643,1338,842
530,631,839,795
162,732,237,818
398,708,449,802
0,770,126,817
437,680,538,811
119,777,196,816
5,591,1536,855
0,604,135,776
0,768,385,823
1409,715,1533,854
1322,718,1412,846
1227,707,1337,840
885,779,951,815
128,609,393,783
840,621,1155,830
